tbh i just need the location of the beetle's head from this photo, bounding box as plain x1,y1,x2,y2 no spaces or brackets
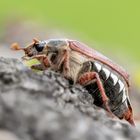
28,39,47,56
11,39,68,61
11,38,47,58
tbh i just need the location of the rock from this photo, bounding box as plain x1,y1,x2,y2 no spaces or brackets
0,57,139,140
0,130,20,140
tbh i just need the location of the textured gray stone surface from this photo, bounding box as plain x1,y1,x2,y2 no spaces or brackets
0,57,139,140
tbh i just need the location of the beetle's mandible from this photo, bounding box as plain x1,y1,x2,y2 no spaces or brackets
11,38,135,126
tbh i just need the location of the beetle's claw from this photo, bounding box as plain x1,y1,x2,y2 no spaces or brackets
21,56,30,61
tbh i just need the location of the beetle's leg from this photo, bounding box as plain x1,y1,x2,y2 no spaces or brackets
29,55,52,70
43,57,52,68
58,50,70,79
30,54,46,60
123,99,135,126
52,49,70,77
32,55,51,67
62,50,70,77
78,72,113,115
57,49,70,71
124,110,135,126
31,64,46,71
21,56,29,61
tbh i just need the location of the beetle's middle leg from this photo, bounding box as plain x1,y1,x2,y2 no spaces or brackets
53,49,70,77
58,50,69,70
78,72,113,115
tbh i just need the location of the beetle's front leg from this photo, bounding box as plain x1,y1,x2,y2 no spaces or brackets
30,55,52,70
21,56,30,61
31,64,46,71
78,72,114,116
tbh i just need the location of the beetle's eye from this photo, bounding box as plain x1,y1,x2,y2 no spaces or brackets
34,44,44,52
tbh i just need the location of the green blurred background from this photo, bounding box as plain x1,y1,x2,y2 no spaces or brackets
0,0,140,87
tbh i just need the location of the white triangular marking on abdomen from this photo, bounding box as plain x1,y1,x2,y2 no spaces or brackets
122,88,127,102
110,73,118,85
102,67,110,80
118,80,124,93
94,62,102,72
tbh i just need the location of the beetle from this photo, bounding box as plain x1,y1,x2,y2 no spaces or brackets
11,38,135,126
